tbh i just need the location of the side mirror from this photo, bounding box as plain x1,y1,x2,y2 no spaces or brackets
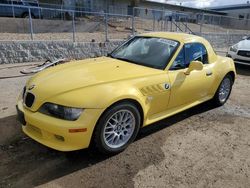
185,61,203,75
242,36,248,40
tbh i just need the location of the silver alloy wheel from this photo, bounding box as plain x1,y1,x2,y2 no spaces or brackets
218,77,231,103
103,109,136,149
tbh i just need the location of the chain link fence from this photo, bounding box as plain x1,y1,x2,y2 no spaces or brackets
0,3,133,42
0,3,249,42
133,7,250,35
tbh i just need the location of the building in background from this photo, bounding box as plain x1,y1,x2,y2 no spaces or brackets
39,0,225,15
209,3,250,20
208,4,250,30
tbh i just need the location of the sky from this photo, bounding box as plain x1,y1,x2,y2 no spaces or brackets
149,0,249,8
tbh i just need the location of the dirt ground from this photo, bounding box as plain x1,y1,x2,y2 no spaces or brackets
0,62,250,188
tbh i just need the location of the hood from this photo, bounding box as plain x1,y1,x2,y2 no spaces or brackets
26,56,162,107
237,40,250,50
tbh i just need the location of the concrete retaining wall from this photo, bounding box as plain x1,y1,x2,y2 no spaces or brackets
0,41,123,64
0,33,247,64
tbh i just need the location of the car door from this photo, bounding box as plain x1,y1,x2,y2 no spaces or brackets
137,39,173,117
167,42,215,109
0,0,13,17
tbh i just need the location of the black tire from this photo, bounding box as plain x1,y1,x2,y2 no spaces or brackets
212,74,233,106
93,102,141,154
22,12,34,19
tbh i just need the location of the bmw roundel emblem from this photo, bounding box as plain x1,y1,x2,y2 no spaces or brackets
165,83,170,90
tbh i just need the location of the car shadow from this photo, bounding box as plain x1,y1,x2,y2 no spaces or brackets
137,100,216,139
0,101,217,187
235,64,250,76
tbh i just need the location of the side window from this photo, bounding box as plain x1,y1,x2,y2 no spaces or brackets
170,48,186,70
12,1,23,5
185,43,208,65
0,0,9,4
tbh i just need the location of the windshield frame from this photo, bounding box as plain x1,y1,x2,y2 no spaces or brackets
109,36,180,70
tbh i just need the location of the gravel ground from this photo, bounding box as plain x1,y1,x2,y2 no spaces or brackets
0,62,249,188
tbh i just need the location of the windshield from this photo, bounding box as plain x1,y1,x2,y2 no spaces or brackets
110,36,179,70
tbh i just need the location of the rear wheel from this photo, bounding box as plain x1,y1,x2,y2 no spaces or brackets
22,13,34,19
93,102,141,154
213,74,233,106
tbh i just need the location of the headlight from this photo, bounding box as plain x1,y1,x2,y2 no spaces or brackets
39,103,83,121
230,44,238,52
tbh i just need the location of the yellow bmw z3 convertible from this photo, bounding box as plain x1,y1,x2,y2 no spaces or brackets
17,32,236,153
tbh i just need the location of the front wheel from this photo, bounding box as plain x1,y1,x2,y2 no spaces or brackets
213,74,233,106
93,102,141,154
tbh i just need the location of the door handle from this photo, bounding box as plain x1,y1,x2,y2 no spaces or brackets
206,71,213,76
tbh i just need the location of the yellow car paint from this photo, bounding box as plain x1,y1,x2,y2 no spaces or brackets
17,32,236,151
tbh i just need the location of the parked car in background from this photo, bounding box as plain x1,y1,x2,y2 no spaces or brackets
0,0,41,18
17,32,236,154
227,36,250,66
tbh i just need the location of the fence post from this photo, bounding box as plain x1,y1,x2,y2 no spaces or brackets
213,16,216,32
170,17,173,32
185,17,187,32
178,19,180,32
61,4,63,20
165,17,168,31
176,21,178,31
153,14,155,31
161,10,163,31
132,7,135,36
28,8,34,40
72,11,76,42
105,13,108,42
11,1,15,18
200,13,204,34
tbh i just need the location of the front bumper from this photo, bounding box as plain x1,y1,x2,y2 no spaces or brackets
17,100,104,151
227,51,250,65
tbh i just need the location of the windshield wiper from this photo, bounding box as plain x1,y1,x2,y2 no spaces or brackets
107,53,114,58
113,57,141,65
107,55,160,69
106,54,132,63
107,54,132,63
